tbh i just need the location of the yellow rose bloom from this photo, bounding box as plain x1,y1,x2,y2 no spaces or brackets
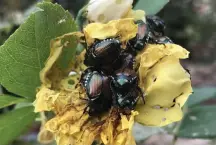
34,18,192,145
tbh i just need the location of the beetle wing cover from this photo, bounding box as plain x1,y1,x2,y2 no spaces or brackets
88,72,103,97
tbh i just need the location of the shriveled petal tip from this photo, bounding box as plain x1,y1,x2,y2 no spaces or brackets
136,44,193,126
84,18,138,46
34,85,86,113
55,134,76,145
33,86,58,112
124,9,146,22
115,111,138,145
120,111,138,131
38,127,55,144
100,110,138,145
45,107,88,133
87,0,133,23
136,44,189,74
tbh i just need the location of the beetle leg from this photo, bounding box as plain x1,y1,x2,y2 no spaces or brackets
80,103,90,118
79,95,89,102
137,87,145,104
110,76,119,88
156,38,166,47
109,81,118,107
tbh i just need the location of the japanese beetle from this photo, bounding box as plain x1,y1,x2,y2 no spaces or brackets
111,68,144,110
117,51,135,70
84,38,122,68
80,67,112,116
127,16,170,52
127,20,148,51
146,15,166,38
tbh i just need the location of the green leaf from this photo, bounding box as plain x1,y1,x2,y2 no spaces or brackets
0,106,37,145
0,94,26,109
177,106,216,138
134,0,169,15
76,43,85,55
187,87,216,107
0,2,78,99
75,4,88,30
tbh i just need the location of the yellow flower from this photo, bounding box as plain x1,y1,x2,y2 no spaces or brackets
135,44,193,126
34,22,139,145
34,18,193,145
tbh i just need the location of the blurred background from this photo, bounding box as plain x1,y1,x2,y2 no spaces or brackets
0,0,216,145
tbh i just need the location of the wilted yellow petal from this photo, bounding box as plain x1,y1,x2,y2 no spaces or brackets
87,0,133,23
34,85,86,113
40,32,82,89
60,73,79,91
33,86,59,112
136,44,189,78
75,125,100,145
135,104,183,126
120,111,138,130
72,50,87,73
124,9,146,22
141,56,192,107
83,18,137,46
69,114,89,134
46,106,87,132
38,127,54,144
114,131,128,145
112,111,138,145
135,44,193,126
100,119,114,144
56,133,76,145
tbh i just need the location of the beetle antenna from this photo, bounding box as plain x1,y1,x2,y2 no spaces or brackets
109,80,118,107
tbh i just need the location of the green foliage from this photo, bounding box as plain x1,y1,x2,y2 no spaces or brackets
54,34,78,70
0,106,37,145
0,95,26,109
0,2,77,100
134,0,169,15
177,106,216,138
75,4,88,30
187,87,216,107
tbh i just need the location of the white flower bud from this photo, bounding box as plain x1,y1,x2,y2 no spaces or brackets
87,0,133,23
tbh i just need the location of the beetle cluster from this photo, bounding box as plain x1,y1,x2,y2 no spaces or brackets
80,16,173,116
